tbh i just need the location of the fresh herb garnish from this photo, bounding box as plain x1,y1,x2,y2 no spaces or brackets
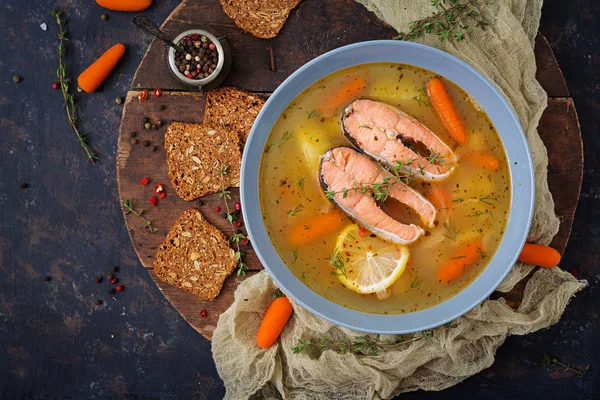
277,131,293,147
216,163,248,276
479,195,497,205
442,220,460,241
307,109,322,119
303,225,311,230
287,203,303,216
410,276,423,289
542,353,590,378
425,151,443,164
122,200,158,233
359,124,373,130
51,9,97,164
452,197,464,203
292,250,299,264
292,324,454,356
469,210,488,217
393,0,489,42
450,255,466,260
297,176,305,191
329,248,347,278
412,87,430,107
476,247,486,259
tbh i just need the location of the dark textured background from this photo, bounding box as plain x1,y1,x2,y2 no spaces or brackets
0,0,598,399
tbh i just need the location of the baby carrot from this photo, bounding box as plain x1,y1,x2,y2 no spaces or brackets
288,212,345,246
437,240,483,283
95,0,152,11
518,243,561,268
428,184,451,211
321,76,367,116
77,44,126,93
468,152,500,171
427,77,468,144
256,295,293,349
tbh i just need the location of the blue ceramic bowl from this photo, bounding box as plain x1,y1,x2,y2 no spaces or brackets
241,41,534,334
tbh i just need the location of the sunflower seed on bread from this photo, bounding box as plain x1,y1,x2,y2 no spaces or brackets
218,0,301,39
165,122,241,201
203,86,265,146
154,209,237,300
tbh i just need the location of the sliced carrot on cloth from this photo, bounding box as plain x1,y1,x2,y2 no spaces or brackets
437,240,483,283
256,294,293,349
518,243,561,268
77,44,126,93
427,77,468,144
288,212,345,246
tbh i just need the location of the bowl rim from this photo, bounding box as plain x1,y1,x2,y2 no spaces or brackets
241,40,534,334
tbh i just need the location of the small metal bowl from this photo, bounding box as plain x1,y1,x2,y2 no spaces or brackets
167,28,231,92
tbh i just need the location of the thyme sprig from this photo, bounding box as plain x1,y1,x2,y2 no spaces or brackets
292,324,453,356
393,0,489,42
542,353,590,378
50,9,97,164
122,200,158,233
215,164,248,276
412,87,431,107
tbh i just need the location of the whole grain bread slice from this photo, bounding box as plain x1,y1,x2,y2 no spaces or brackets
218,0,301,39
165,122,241,201
203,87,265,146
154,209,237,300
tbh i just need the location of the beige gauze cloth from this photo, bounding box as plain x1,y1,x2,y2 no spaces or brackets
212,1,587,398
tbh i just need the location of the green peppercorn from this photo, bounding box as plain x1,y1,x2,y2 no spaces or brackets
131,138,139,145
115,97,123,105
144,122,152,130
100,14,108,21
12,75,21,83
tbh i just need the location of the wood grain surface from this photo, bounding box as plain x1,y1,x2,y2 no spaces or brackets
117,0,583,340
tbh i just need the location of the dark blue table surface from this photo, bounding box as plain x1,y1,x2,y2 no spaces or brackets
0,0,598,398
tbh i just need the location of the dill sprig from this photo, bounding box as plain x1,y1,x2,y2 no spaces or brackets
442,219,460,241
410,275,423,289
292,324,453,356
287,203,303,216
329,248,347,278
412,87,431,107
50,9,97,164
215,164,248,276
393,0,489,42
121,200,158,233
307,109,322,119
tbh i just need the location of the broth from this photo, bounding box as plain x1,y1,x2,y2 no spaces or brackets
259,63,510,314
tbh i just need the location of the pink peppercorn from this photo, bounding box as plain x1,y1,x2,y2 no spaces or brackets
215,206,221,212
241,239,249,245
116,285,124,292
51,82,59,89
208,43,216,50
110,278,119,285
234,221,242,228
150,196,158,206
235,202,241,211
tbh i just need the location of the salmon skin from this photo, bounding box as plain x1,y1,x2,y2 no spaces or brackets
342,99,457,181
319,146,437,245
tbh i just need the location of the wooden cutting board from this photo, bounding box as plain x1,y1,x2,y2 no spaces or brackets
116,0,583,340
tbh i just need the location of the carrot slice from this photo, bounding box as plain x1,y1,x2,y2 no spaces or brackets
77,44,126,93
427,77,468,144
518,243,561,268
428,184,451,211
468,152,500,171
256,295,293,349
288,212,345,246
321,77,367,116
437,240,483,283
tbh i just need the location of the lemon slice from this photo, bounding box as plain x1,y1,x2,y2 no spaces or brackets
333,224,410,297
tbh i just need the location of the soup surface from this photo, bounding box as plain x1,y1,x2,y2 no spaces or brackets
259,63,510,314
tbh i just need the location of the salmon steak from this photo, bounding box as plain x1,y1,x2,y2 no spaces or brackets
342,99,457,181
319,146,437,244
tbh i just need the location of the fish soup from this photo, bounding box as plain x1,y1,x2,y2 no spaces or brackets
258,63,510,314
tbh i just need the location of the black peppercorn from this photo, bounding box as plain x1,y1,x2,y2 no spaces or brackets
115,97,123,105
131,138,139,145
159,105,166,111
142,140,150,147
109,288,116,295
221,212,228,219
107,274,114,281
151,124,158,130
130,132,137,138
111,266,119,273
45,276,51,282
235,229,242,234
143,117,150,124
151,146,157,152
197,199,205,206
156,120,163,127
96,299,103,305
96,275,103,283
20,183,29,189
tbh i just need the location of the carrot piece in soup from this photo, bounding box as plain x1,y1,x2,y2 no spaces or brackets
288,212,345,246
467,152,500,171
321,77,367,116
518,243,561,268
427,77,468,144
437,240,483,283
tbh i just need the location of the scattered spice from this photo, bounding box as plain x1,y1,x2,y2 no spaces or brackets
100,14,108,21
267,46,277,72
155,184,164,194
143,117,150,124
359,227,367,237
50,8,97,164
542,353,589,378
200,309,208,318
235,202,241,211
20,183,29,189
96,299,103,305
215,206,221,212
111,266,119,273
122,199,159,232
142,140,150,147
107,273,114,281
159,104,166,111
130,132,137,138
109,288,116,294
221,212,228,219
234,221,242,228
241,239,249,245
44,276,52,282
174,35,219,80
156,120,163,127
144,122,152,130
95,275,103,283
116,285,124,292
12,75,21,83
151,124,158,130
150,196,158,206
51,82,59,89
159,192,166,199
115,96,123,104
130,138,139,145
138,89,149,101
140,177,150,185
151,145,158,152
110,277,118,284
571,268,578,278
153,88,162,97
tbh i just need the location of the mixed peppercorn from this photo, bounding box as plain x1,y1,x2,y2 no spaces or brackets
174,34,219,80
